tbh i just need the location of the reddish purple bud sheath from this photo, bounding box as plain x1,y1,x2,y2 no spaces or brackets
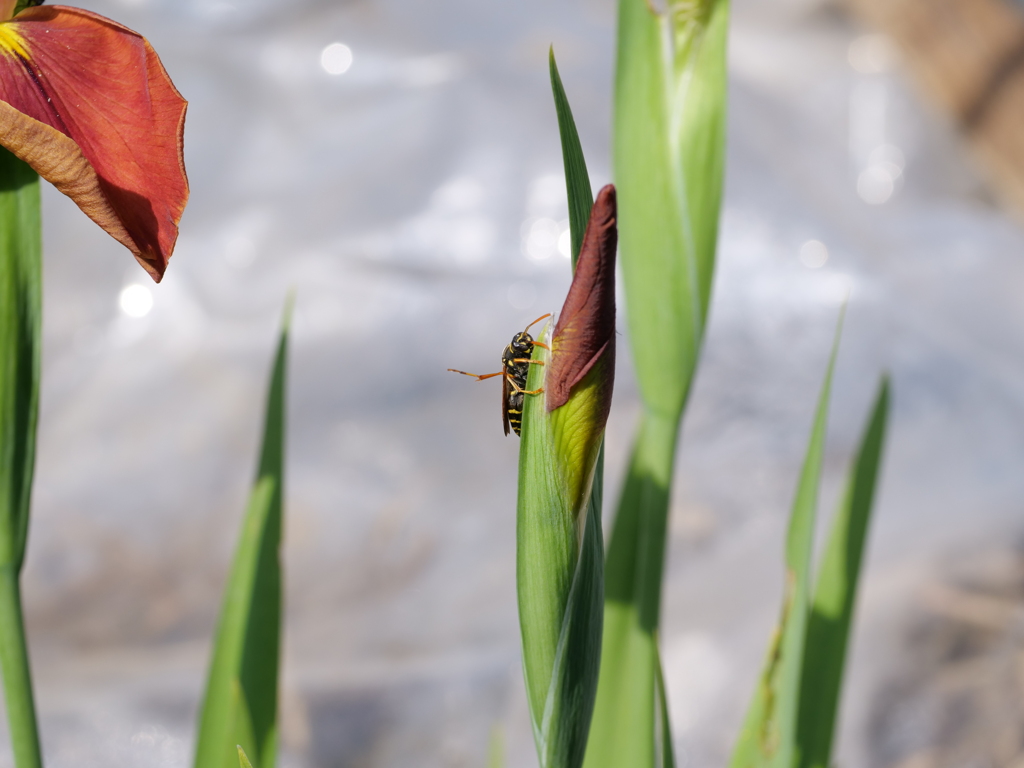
546,184,617,413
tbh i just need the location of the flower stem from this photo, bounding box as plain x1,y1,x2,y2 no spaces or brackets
604,409,679,630
584,410,678,768
0,566,41,768
0,147,43,768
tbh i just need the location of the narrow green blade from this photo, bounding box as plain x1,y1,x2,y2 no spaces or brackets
237,747,254,768
728,315,844,768
586,1,729,763
551,48,608,751
549,47,594,269
0,147,43,768
195,302,292,768
796,377,890,768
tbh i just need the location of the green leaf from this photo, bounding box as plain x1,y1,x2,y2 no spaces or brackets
728,314,844,768
549,47,594,269
237,746,254,768
585,1,729,764
0,147,43,768
615,0,729,420
12,1,45,14
517,327,605,768
796,377,890,768
195,301,292,768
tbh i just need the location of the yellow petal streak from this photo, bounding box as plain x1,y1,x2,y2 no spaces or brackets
0,23,27,59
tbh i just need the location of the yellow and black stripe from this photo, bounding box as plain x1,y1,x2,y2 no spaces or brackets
447,313,552,437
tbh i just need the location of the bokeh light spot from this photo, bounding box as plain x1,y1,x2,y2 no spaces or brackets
119,284,153,318
799,240,829,269
557,227,571,258
857,166,895,204
321,43,353,75
522,218,561,261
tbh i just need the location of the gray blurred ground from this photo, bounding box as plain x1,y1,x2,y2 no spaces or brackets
7,0,1024,766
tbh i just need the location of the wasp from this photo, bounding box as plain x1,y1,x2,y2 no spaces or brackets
448,314,551,436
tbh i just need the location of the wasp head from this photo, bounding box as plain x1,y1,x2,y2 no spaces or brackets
510,331,534,356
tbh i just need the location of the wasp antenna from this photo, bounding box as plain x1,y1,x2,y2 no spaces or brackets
524,313,552,333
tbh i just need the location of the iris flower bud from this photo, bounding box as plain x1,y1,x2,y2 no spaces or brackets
516,184,617,768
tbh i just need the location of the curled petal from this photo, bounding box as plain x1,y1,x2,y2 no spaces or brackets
547,184,617,413
0,101,137,248
0,6,188,280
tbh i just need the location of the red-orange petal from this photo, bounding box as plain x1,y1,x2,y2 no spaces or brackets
0,6,188,281
546,184,618,412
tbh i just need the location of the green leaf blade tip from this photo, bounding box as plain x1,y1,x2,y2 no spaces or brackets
195,301,292,768
728,314,891,768
796,376,890,768
549,47,594,269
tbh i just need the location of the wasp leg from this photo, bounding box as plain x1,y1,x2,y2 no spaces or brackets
512,359,546,366
508,379,545,396
447,369,504,381
531,341,550,350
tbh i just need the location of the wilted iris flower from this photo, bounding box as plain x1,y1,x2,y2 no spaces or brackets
0,0,188,280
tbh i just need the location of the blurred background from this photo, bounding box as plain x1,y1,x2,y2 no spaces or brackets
11,0,1024,766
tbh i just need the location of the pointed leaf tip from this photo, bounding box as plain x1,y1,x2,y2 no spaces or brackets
547,184,617,413
236,746,254,768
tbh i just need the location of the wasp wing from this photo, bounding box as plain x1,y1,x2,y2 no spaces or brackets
499,374,512,436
